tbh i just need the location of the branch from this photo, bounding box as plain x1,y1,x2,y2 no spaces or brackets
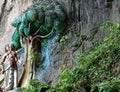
32,29,54,43
33,27,40,36
38,29,54,38
36,38,41,42
28,23,31,33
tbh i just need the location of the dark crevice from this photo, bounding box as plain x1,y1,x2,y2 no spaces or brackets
78,3,80,22
7,6,14,12
0,0,7,22
106,0,114,9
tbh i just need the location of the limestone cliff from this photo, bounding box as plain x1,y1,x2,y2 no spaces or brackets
0,0,120,88
41,0,119,84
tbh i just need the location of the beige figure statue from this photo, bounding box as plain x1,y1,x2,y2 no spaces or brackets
0,44,24,91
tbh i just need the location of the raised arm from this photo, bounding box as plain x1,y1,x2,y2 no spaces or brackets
0,53,7,65
15,51,25,67
15,51,22,65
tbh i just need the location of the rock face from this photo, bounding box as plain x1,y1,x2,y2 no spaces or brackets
0,0,39,54
41,0,119,84
0,0,120,85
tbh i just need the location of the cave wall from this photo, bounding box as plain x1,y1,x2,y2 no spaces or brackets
0,0,120,84
41,0,120,84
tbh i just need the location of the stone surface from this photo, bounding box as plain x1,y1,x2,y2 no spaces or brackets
0,0,120,87
0,0,39,54
41,0,120,84
0,0,5,17
7,88,20,92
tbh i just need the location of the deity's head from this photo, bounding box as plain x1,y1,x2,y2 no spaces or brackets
9,44,15,51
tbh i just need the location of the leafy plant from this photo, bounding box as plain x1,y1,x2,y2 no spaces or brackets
20,21,120,92
20,79,50,92
91,79,120,92
30,50,43,66
60,35,68,45
48,21,120,92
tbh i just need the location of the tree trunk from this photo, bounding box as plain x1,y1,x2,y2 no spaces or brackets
19,37,40,87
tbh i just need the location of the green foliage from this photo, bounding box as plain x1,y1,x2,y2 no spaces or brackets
91,79,120,92
47,22,120,92
30,50,42,65
11,1,67,50
12,18,21,27
12,41,21,50
60,35,68,45
20,79,50,92
27,9,38,22
17,21,120,92
24,27,29,36
12,31,21,50
39,24,52,35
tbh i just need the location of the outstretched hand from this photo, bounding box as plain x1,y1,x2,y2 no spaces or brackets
0,62,3,65
2,70,5,74
22,63,26,67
